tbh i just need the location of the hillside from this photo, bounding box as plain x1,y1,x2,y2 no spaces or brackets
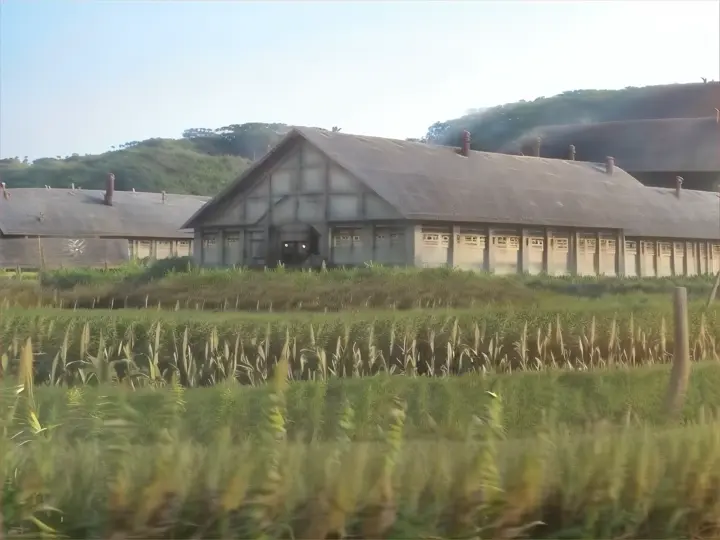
0,123,292,195
2,82,718,195
423,82,720,151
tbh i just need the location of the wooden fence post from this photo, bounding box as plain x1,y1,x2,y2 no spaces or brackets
666,286,691,416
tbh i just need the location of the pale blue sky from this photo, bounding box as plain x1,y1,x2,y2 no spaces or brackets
1,0,718,160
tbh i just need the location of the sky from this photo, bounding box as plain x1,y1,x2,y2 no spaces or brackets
1,0,718,161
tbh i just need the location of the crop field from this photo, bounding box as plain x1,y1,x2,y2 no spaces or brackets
1,263,717,537
3,345,720,539
1,302,719,382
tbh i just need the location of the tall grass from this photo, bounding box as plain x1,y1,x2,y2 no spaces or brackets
1,306,718,386
5,339,720,538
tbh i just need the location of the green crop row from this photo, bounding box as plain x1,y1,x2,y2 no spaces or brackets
0,304,718,386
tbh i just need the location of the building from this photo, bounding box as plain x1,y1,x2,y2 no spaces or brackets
183,127,720,277
502,116,720,192
0,176,209,269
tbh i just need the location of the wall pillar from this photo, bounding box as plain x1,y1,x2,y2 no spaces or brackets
487,230,496,273
616,230,625,276
595,231,602,276
707,241,712,274
542,228,550,274
193,229,203,264
408,224,422,267
520,229,529,274
218,230,225,266
571,231,580,275
450,225,459,268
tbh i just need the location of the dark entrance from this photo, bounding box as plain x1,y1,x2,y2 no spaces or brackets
281,240,310,265
277,224,320,266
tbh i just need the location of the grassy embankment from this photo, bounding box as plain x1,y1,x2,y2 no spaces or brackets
0,259,717,310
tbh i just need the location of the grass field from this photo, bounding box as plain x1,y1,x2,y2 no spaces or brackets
2,263,715,537
2,345,719,539
0,259,718,310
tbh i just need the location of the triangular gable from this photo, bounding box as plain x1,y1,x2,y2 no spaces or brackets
182,130,302,229
183,128,405,229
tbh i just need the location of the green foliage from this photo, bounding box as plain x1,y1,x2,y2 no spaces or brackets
425,82,720,151
5,367,720,537
0,122,292,195
3,264,720,311
0,300,718,382
0,137,250,195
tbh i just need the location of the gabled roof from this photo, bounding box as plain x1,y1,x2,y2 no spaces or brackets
501,117,720,172
185,127,720,240
0,188,209,239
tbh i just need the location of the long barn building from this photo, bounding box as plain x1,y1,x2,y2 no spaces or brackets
183,127,720,277
0,178,208,269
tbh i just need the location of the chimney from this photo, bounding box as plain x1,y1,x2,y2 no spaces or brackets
104,173,115,206
676,176,684,198
1,182,8,200
460,130,471,157
605,156,615,175
568,144,576,161
533,136,542,157
161,191,167,203
71,183,75,190
716,108,719,124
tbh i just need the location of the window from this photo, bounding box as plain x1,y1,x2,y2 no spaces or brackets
625,241,637,252
554,238,569,252
202,236,216,247
333,229,362,247
494,236,519,250
674,242,684,252
249,231,265,259
440,234,450,247
423,233,440,245
659,242,671,256
177,240,191,256
600,239,616,253
714,244,720,255
530,238,544,250
334,234,352,247
376,229,404,247
461,234,483,248
644,242,655,254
